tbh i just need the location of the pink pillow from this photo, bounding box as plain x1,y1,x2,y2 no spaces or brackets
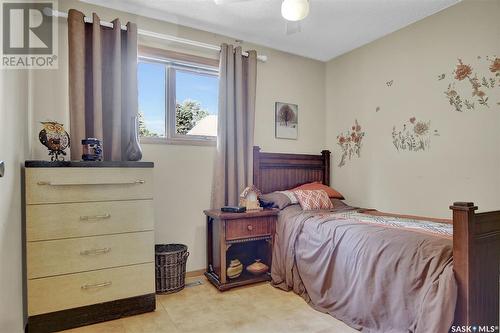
292,182,345,200
293,190,334,210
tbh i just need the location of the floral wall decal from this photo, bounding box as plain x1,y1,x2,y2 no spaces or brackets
337,120,365,167
489,56,500,74
392,117,439,152
442,56,500,112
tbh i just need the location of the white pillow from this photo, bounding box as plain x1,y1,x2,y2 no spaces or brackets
277,190,298,204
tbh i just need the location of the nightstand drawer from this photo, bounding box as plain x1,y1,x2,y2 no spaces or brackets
226,216,273,240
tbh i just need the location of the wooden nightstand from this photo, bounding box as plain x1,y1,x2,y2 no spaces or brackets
203,209,279,291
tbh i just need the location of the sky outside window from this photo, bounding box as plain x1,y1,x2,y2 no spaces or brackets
176,70,218,115
138,62,166,137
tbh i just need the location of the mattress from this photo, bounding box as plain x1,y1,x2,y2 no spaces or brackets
271,203,457,333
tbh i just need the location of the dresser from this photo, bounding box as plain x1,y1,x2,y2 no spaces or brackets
24,161,156,333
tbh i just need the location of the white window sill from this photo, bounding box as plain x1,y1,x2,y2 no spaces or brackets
140,136,216,147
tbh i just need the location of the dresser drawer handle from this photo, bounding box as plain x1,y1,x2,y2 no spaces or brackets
80,214,111,221
81,281,112,290
37,180,145,186
247,225,253,231
80,247,111,256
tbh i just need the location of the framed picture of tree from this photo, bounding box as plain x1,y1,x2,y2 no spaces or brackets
275,102,298,139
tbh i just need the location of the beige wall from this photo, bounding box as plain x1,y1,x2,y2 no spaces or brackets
0,69,30,331
31,0,326,271
325,0,500,218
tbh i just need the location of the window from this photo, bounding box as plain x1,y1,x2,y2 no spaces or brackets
138,47,219,144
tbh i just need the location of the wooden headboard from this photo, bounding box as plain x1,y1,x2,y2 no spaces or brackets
253,146,331,194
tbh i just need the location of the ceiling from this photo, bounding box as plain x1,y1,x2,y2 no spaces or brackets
81,0,460,61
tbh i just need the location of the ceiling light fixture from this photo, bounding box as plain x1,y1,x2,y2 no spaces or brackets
281,0,309,22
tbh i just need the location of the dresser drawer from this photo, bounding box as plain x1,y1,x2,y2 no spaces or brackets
27,200,154,241
25,168,153,204
225,216,273,241
27,231,154,279
28,263,154,316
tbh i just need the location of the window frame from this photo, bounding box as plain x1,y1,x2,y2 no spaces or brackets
138,46,219,146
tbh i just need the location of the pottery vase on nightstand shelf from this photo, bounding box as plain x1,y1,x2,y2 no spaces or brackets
227,259,243,279
246,259,269,276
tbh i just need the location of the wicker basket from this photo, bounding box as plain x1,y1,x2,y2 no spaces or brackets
155,244,189,294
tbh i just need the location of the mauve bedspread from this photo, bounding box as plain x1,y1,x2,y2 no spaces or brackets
271,204,457,333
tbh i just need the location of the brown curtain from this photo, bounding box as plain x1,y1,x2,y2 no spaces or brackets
211,44,257,208
68,9,138,161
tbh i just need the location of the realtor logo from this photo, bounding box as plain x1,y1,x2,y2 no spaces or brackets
1,1,58,69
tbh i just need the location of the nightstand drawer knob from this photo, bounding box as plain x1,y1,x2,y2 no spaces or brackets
247,225,253,231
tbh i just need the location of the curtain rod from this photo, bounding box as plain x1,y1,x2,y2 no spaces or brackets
51,10,268,62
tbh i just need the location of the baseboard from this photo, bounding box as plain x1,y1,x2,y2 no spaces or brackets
25,293,155,333
185,269,205,278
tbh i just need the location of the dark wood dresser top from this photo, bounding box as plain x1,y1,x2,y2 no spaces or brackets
25,160,154,168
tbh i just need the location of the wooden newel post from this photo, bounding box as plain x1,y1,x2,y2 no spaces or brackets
450,201,478,326
321,150,331,186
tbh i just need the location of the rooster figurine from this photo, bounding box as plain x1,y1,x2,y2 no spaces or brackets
39,121,70,161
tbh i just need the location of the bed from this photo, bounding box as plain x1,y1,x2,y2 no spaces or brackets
253,146,500,332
